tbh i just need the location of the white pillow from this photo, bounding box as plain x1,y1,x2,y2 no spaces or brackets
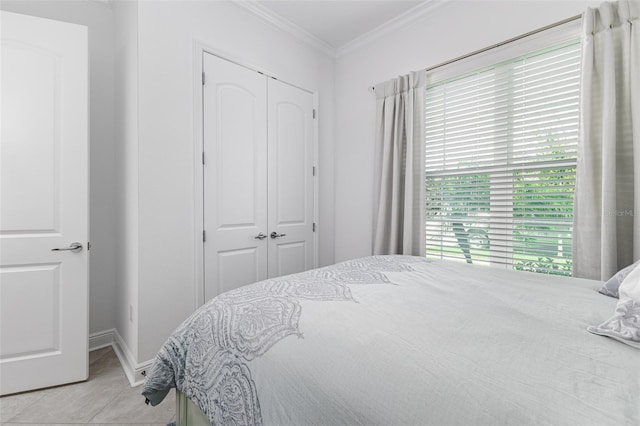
620,262,640,301
598,259,640,298
588,264,640,349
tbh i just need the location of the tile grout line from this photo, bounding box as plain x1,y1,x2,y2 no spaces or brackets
3,389,50,422
84,387,123,424
87,347,138,425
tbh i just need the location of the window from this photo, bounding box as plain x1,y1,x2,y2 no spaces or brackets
424,40,581,276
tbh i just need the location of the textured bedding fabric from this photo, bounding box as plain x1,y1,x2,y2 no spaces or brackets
142,256,640,426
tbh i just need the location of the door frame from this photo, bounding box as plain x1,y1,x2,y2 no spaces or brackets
192,40,319,308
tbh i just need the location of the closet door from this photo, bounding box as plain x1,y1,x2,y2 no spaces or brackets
203,53,268,301
267,79,315,277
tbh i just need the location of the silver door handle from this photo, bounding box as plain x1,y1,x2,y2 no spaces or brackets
254,233,267,240
51,242,83,253
270,232,286,239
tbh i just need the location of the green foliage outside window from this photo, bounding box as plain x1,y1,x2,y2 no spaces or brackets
425,165,575,276
511,166,574,276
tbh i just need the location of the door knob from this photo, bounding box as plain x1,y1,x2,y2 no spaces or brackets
270,232,286,239
51,242,83,253
254,233,267,240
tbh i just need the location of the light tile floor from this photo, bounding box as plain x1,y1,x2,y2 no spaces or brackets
0,347,175,425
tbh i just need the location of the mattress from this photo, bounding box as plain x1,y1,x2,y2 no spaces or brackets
142,255,640,425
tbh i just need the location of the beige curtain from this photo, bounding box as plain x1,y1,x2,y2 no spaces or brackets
573,0,640,279
372,70,427,255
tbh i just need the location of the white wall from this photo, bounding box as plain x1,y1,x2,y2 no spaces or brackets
333,0,601,262
133,1,336,362
113,0,139,360
0,1,117,335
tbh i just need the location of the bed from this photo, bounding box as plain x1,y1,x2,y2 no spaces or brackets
142,255,640,425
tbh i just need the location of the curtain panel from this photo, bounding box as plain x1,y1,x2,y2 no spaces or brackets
574,0,640,279
372,70,427,256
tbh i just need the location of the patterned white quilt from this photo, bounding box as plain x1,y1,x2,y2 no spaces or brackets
142,256,640,425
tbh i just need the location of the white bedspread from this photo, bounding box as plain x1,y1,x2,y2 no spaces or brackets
143,256,640,425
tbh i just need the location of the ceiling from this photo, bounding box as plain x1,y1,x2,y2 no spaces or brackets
256,1,426,49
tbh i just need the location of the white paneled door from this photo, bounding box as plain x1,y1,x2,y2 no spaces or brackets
202,53,269,302
202,53,315,302
267,79,315,278
0,12,89,395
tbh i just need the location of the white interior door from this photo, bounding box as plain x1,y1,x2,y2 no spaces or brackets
203,53,268,302
267,79,315,278
0,11,89,395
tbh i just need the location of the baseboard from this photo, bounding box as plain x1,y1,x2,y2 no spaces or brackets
112,329,154,387
89,328,154,388
89,328,116,351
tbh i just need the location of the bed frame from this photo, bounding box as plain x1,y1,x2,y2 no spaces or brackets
176,390,209,425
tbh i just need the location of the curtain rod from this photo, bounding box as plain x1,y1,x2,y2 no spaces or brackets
369,13,582,92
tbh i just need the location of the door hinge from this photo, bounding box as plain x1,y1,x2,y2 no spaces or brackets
202,72,205,85
312,166,316,176
312,223,316,232
203,230,206,242
313,109,316,119
202,152,205,165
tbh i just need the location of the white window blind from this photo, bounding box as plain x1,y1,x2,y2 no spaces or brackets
424,40,581,276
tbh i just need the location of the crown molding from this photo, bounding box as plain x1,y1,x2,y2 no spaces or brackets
87,0,112,6
233,1,336,58
336,0,449,58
